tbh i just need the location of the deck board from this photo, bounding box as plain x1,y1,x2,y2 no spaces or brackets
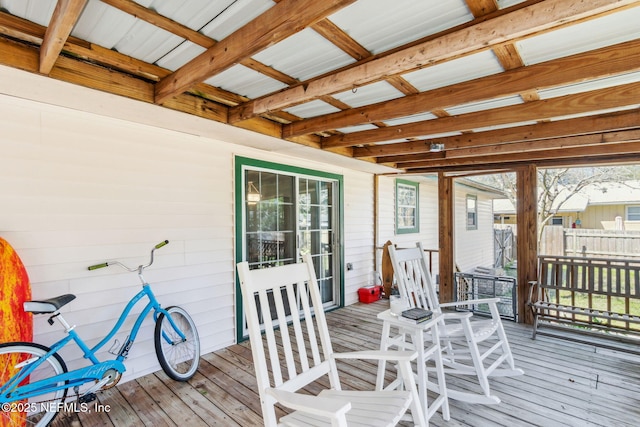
50,299,640,427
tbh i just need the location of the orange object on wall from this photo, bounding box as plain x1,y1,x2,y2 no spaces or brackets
0,237,33,427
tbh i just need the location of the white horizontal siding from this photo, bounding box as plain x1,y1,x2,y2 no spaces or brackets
0,88,381,382
0,95,237,380
376,176,440,277
343,172,374,305
454,187,496,272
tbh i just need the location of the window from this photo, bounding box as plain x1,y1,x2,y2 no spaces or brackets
466,195,477,230
550,216,563,226
627,206,640,221
396,179,419,234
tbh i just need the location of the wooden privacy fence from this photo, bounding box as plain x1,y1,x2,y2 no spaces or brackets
531,254,640,337
541,226,640,258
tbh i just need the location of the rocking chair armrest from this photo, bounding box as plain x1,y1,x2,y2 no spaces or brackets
439,297,500,308
333,350,418,362
266,388,351,420
441,311,473,321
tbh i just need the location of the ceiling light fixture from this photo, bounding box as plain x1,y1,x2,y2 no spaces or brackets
247,181,261,203
430,142,445,152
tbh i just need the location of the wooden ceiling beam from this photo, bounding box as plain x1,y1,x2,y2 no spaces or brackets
40,0,87,74
235,0,635,121
352,109,640,157
397,140,640,170
323,82,640,148
284,38,640,137
101,0,300,88
311,18,370,60
402,152,640,174
381,129,640,164
465,0,499,17
154,0,357,105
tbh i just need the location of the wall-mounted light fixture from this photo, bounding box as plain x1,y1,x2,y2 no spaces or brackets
429,142,445,152
247,181,261,203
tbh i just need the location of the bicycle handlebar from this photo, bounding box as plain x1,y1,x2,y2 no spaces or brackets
87,240,169,272
88,262,109,270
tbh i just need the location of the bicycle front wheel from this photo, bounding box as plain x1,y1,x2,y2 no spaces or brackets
154,306,200,381
0,342,68,427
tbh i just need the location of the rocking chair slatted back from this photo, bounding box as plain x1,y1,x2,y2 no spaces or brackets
390,243,439,314
237,255,339,393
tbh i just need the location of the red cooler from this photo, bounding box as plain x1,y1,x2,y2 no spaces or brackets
358,285,382,303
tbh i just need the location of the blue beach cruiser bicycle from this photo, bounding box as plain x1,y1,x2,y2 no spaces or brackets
0,240,200,426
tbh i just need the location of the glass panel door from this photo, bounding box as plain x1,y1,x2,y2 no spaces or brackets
298,178,335,305
242,168,339,307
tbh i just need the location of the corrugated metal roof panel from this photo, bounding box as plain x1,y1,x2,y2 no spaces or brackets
384,112,437,126
284,100,341,119
0,0,56,26
113,21,183,64
402,50,503,92
204,64,288,99
549,104,640,122
253,28,355,81
156,42,205,71
496,0,528,8
414,131,461,139
538,72,640,100
517,6,640,65
72,0,137,49
147,0,235,31
473,120,537,133
333,81,404,108
199,0,273,41
328,0,473,54
445,95,523,116
335,123,380,134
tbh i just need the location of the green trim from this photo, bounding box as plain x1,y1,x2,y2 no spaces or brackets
234,156,344,343
395,178,420,234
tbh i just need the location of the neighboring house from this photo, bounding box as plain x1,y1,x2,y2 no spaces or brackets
493,181,640,231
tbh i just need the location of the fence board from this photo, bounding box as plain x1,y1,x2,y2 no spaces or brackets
542,228,640,259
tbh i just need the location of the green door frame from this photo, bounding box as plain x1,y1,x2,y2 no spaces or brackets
234,156,345,342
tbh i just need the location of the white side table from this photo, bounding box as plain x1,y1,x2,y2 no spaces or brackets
376,309,450,423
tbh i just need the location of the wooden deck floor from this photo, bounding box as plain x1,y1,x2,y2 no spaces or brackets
50,299,640,427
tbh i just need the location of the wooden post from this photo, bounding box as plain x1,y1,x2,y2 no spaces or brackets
516,164,538,324
438,173,455,303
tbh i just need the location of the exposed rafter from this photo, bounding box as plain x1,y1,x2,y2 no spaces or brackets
0,0,638,175
39,0,87,74
154,0,358,104
283,39,640,138
232,0,637,121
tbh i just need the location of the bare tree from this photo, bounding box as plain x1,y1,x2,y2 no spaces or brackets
472,166,640,243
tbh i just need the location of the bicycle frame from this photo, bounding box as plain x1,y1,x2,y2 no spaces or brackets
1,283,186,402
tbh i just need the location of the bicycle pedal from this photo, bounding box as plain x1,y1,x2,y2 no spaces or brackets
79,393,97,404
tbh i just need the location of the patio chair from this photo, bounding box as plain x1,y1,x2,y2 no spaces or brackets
236,254,426,427
388,242,524,405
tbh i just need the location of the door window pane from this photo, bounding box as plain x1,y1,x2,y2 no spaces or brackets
245,171,295,267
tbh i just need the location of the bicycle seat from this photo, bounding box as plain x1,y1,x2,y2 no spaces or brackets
24,294,76,314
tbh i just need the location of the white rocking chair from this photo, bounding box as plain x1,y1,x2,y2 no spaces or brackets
388,242,524,405
237,254,426,427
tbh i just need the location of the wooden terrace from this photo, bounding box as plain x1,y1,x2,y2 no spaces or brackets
51,299,640,427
